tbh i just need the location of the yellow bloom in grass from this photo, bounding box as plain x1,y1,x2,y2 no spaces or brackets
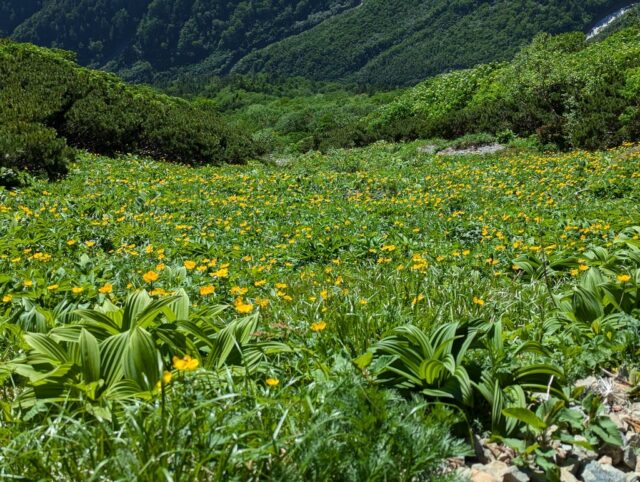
143,271,159,283
579,264,589,272
617,274,632,283
2,294,12,303
275,283,288,289
199,285,215,296
411,294,425,306
570,269,579,277
47,284,59,291
473,297,485,306
99,283,113,294
254,279,267,287
156,370,173,390
71,287,84,294
66,240,77,246
381,245,396,252
85,241,96,247
320,289,329,300
234,297,254,314
230,286,248,296
23,280,33,287
184,260,196,270
150,287,169,297
255,297,269,308
211,267,229,278
266,378,280,387
311,321,327,332
172,354,199,371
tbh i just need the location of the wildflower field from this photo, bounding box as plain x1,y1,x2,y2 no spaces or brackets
1,142,640,480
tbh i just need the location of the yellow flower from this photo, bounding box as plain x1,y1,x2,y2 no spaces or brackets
99,283,113,294
617,274,632,283
411,294,425,306
47,284,59,291
230,286,248,296
255,297,269,308
473,297,485,306
254,279,267,287
143,271,159,283
184,260,196,270
266,378,280,387
311,321,327,332
234,297,254,314
381,245,396,252
162,370,172,385
71,287,84,294
579,264,589,272
23,280,33,287
275,283,288,289
172,354,199,371
66,240,77,246
2,294,12,303
85,241,96,247
211,267,229,278
199,285,215,296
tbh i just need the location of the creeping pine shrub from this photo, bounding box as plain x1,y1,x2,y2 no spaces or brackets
0,121,71,184
0,40,256,178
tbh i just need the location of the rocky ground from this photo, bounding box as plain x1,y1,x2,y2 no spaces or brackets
450,375,640,481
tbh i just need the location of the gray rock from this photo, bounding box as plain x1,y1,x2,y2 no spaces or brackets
625,474,639,482
573,441,598,464
560,467,579,482
503,466,530,482
582,461,627,482
600,444,624,466
575,377,597,393
624,446,638,470
417,144,438,154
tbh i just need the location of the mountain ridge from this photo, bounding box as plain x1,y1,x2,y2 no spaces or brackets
0,0,633,85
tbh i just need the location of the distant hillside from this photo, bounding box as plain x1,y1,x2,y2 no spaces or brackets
0,0,634,85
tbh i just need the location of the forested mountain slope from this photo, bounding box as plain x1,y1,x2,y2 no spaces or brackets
0,0,634,85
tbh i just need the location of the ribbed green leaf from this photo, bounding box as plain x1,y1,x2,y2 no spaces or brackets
99,333,128,387
123,327,160,391
79,328,101,383
24,333,68,363
122,290,153,330
503,407,547,430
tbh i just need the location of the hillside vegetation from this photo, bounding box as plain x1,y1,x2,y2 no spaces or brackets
0,40,254,186
1,143,639,479
365,27,640,149
0,0,628,85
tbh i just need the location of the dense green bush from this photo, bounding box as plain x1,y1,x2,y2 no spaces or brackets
0,121,71,185
0,40,255,180
365,27,640,150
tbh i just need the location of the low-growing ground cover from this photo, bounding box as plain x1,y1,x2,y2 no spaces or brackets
0,142,639,480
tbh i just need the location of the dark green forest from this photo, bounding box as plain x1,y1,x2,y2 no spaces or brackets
0,0,632,85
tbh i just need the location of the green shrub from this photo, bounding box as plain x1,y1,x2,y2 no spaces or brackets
0,40,256,178
0,121,71,184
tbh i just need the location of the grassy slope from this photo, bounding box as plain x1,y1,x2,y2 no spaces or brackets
1,142,640,477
